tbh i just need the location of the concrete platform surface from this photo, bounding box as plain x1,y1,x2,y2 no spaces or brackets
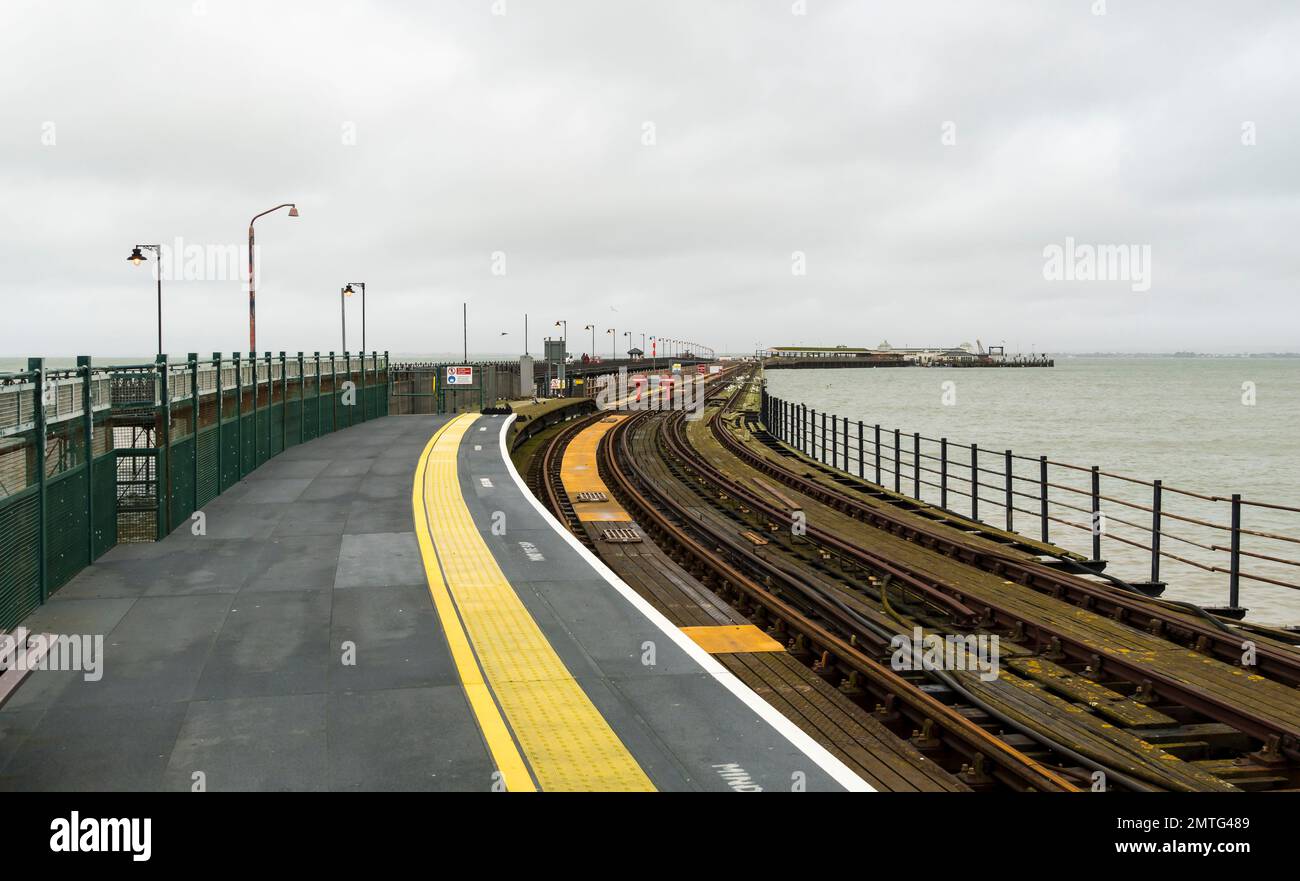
0,413,867,792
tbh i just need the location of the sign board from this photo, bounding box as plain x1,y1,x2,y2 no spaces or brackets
549,378,562,390
708,365,722,374
672,362,682,374
696,364,707,374
446,365,474,385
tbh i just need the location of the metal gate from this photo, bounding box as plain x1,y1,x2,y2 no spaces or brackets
111,371,160,542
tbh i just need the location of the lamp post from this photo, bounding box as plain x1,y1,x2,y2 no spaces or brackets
623,330,631,361
247,202,299,353
606,328,616,361
584,324,595,359
126,244,163,354
340,285,350,351
343,282,366,352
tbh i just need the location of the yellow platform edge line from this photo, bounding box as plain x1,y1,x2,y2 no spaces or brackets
681,624,787,654
412,415,537,793
419,413,656,792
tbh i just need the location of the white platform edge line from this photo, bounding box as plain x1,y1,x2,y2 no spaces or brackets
497,413,874,793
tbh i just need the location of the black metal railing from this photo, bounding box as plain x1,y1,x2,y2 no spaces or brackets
760,389,1300,617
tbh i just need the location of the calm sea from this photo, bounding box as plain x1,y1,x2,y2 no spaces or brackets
765,358,1300,625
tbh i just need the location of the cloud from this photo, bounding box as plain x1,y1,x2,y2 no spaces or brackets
1,0,1297,357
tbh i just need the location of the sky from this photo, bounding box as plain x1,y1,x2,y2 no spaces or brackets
1,0,1297,358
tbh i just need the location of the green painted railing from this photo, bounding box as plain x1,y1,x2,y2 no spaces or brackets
0,350,389,631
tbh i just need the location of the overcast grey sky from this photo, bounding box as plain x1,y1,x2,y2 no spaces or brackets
2,0,1297,357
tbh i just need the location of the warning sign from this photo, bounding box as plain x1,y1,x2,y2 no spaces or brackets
446,365,474,385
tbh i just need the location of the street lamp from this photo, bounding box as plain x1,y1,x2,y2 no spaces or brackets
606,327,616,361
247,202,299,353
343,282,366,352
126,244,163,354
584,324,595,359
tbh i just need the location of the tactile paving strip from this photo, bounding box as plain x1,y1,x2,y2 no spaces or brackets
419,413,654,792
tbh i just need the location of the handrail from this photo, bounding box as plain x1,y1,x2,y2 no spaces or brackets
761,389,1300,614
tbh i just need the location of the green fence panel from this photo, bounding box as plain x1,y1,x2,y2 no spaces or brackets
221,420,239,490
196,427,219,508
170,436,195,532
271,403,284,455
91,450,117,559
255,409,268,465
45,465,89,593
302,390,316,442
322,396,334,434
0,488,41,631
286,400,300,448
241,412,256,473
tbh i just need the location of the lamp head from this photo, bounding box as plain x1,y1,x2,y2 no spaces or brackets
288,205,299,217
127,247,145,265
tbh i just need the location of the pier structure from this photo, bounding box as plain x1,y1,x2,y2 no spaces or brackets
762,344,1053,369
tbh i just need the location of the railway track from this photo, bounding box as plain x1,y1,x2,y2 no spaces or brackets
550,377,1079,791
701,379,1300,769
722,397,1300,687
623,369,1300,790
524,367,1300,790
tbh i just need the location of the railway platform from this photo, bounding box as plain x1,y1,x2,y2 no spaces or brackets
0,413,866,792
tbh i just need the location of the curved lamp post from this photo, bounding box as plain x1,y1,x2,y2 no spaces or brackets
343,282,366,352
247,202,299,352
127,244,163,354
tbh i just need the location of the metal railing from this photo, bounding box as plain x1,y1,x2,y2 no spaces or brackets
760,390,1300,617
0,350,389,631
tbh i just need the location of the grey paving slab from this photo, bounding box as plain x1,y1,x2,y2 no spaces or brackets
357,474,411,500
246,534,342,591
162,694,328,791
335,532,424,588
328,583,460,692
245,458,332,481
322,458,374,477
344,504,414,535
52,594,235,708
233,477,315,504
271,501,352,536
326,687,493,791
192,590,333,700
0,701,190,792
66,538,268,595
299,475,364,501
167,503,287,539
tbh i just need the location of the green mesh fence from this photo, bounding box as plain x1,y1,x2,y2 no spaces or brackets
170,436,195,531
241,412,256,473
91,450,116,558
2,353,390,630
196,427,219,508
44,466,89,594
0,489,40,631
286,400,300,448
221,420,239,491
271,404,284,455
